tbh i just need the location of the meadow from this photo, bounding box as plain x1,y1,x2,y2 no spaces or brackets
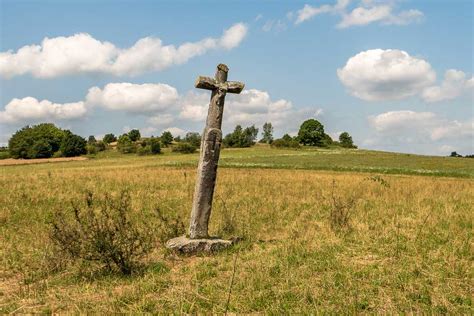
0,146,473,313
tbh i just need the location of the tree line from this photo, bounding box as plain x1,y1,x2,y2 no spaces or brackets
2,119,357,159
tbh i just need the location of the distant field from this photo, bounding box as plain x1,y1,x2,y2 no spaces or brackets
1,146,472,313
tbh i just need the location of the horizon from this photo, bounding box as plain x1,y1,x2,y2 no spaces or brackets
1,0,473,156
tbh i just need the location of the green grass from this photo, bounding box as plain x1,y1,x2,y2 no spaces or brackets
0,146,472,313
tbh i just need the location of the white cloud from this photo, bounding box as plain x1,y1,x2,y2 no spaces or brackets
147,114,175,126
86,83,179,113
0,23,248,78
422,69,474,103
0,97,87,124
337,49,436,101
178,91,209,122
367,110,473,151
294,0,423,28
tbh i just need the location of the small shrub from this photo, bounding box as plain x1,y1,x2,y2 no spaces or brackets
149,137,161,154
117,134,136,154
328,180,358,232
86,144,98,155
272,138,300,149
50,191,154,275
172,142,197,154
137,145,152,156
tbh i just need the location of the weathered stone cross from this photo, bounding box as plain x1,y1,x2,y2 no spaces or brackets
190,64,244,239
166,64,244,253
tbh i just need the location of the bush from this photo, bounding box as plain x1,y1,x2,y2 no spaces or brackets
137,146,152,156
86,144,98,155
0,148,10,160
50,191,154,275
60,131,87,157
161,131,173,147
117,134,136,154
184,132,201,148
339,132,357,148
95,141,107,152
8,123,65,159
30,139,53,158
128,129,141,142
272,138,300,149
223,125,259,148
149,137,161,154
172,142,197,154
103,133,117,144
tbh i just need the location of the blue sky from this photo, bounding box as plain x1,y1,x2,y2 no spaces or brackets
0,0,472,155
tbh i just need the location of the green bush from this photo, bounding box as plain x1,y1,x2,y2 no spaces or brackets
223,125,259,148
8,123,65,159
103,133,117,144
172,142,197,154
149,137,161,154
86,144,98,155
117,134,136,154
95,141,107,152
339,132,357,148
272,138,300,149
184,132,201,148
50,191,154,275
161,131,173,147
128,129,141,142
60,131,87,157
137,146,152,156
0,147,11,160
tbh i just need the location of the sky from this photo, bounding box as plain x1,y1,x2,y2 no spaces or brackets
0,0,472,156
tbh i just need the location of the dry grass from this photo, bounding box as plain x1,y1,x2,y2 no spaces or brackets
0,151,472,313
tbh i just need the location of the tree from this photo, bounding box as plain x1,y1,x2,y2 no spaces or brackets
223,125,259,148
450,151,462,157
161,131,173,147
8,123,65,159
297,119,325,146
103,133,117,144
117,134,136,153
30,139,53,158
88,135,97,145
339,132,356,148
128,129,141,142
261,122,274,144
149,137,161,154
184,132,201,148
60,131,87,157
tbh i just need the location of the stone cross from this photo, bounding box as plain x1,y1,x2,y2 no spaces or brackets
189,64,244,239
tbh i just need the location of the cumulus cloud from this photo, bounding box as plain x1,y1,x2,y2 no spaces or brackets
86,83,179,113
0,97,87,124
366,110,473,153
294,0,423,28
422,69,474,102
337,49,436,101
0,23,248,78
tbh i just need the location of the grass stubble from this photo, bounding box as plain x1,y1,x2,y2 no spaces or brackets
0,147,472,313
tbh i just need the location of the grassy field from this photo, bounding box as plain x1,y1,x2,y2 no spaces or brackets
1,146,473,313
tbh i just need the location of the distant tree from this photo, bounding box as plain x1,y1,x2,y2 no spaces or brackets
95,141,107,151
339,132,357,148
298,119,325,146
30,139,53,158
60,131,87,157
8,123,65,159
223,125,259,148
117,134,136,154
161,131,173,147
103,133,117,144
88,135,97,145
128,129,141,142
184,132,201,148
282,134,293,142
172,142,197,154
261,122,274,144
174,135,182,142
149,137,161,154
450,151,462,157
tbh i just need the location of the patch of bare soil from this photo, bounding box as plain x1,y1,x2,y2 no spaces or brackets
0,157,88,166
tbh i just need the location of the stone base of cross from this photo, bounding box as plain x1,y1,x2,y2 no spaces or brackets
166,64,244,254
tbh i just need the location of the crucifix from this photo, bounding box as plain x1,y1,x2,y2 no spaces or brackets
166,64,244,253
189,64,244,239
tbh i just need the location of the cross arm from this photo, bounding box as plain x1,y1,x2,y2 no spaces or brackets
195,76,245,94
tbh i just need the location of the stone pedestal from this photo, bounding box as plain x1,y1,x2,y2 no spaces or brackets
165,235,236,255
